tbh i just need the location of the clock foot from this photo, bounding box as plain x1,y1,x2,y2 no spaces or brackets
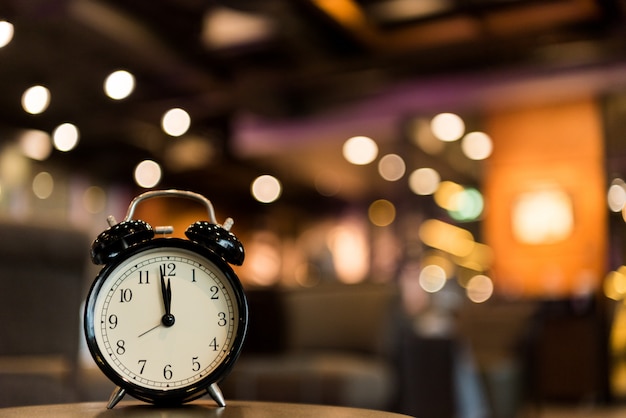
107,386,126,409
207,383,226,407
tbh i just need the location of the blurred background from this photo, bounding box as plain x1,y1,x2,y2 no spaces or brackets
1,0,626,417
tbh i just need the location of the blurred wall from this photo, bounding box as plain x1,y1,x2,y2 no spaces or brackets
483,98,607,297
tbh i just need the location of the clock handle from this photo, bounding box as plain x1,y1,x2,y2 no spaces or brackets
124,189,219,225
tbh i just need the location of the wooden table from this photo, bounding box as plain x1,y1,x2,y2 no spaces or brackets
0,400,414,418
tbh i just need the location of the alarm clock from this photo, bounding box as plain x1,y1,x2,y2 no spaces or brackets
84,189,248,409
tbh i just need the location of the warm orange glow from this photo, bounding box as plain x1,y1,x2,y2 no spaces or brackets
419,219,475,257
328,221,369,284
312,0,373,38
484,99,607,297
511,187,574,244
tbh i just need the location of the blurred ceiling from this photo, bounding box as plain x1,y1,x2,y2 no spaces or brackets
0,0,625,215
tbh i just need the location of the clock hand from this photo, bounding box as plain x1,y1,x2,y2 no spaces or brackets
137,323,161,338
160,267,175,327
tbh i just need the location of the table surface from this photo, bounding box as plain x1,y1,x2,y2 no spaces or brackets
0,400,414,418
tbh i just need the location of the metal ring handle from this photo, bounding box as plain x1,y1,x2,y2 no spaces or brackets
123,189,218,225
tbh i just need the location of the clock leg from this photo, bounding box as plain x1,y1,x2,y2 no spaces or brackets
106,386,127,409
207,383,226,407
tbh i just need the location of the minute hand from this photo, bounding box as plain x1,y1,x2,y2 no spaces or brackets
160,267,175,327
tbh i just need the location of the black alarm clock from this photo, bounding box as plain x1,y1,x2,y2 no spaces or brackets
84,189,248,409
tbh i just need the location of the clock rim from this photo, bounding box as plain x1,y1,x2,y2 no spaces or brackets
83,237,248,405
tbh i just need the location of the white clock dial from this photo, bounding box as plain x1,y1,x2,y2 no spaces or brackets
91,245,240,392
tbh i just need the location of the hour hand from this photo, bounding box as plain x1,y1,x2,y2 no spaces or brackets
160,267,175,327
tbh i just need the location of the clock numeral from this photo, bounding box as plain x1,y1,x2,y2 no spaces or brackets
210,285,219,300
163,364,173,380
217,312,227,327
108,314,118,329
138,270,150,284
119,288,133,303
160,263,176,277
116,340,126,355
138,359,147,374
192,356,201,371
191,269,196,282
209,338,219,352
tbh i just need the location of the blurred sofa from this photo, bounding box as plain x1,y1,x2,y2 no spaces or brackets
220,282,401,411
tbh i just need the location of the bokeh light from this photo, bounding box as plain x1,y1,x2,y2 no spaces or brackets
430,112,465,142
368,199,396,226
104,70,135,100
512,188,574,245
315,172,341,197
461,131,493,160
448,187,484,221
378,153,406,181
422,252,455,279
434,180,464,210
251,174,282,203
419,219,475,257
408,167,440,195
409,118,444,155
134,160,162,188
605,267,626,300
82,186,107,214
608,179,626,212
19,130,52,161
419,264,447,293
328,224,369,284
52,123,80,152
162,108,191,137
342,136,378,165
22,85,50,115
244,235,282,286
32,171,54,199
466,274,494,303
0,21,14,48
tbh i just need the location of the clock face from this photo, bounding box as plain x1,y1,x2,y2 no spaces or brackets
85,239,247,403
